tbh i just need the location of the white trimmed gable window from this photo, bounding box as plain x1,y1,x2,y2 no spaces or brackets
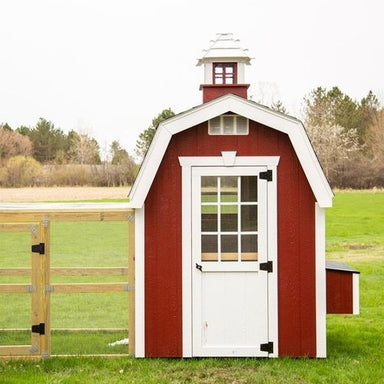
208,115,249,135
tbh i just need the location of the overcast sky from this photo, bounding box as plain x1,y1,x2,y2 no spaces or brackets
1,0,383,158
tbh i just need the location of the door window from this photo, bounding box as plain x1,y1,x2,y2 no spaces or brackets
201,175,258,262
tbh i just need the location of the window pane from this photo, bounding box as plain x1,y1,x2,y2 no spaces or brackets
215,66,223,73
221,235,238,261
201,176,217,203
241,176,258,202
220,176,237,202
226,66,233,74
215,75,223,84
225,75,234,84
208,117,221,135
202,235,218,261
202,208,218,232
236,117,248,134
241,205,257,231
223,116,233,134
241,235,258,261
221,211,237,232
208,115,248,136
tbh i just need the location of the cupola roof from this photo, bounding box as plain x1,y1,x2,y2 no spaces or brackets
197,33,251,65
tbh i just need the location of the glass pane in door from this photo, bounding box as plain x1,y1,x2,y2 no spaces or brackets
241,176,257,202
200,174,259,263
241,235,258,261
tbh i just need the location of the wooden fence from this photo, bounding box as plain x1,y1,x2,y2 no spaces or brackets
0,203,135,359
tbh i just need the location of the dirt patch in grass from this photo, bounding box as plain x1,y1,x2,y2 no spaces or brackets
0,187,130,202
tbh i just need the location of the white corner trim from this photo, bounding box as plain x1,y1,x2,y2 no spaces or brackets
135,207,145,357
129,129,172,208
267,162,279,357
181,162,193,357
315,204,327,358
353,274,360,315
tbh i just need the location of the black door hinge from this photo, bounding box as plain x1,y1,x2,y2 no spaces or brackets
260,261,273,273
260,341,274,354
32,243,45,255
259,170,273,181
196,263,203,272
32,323,45,335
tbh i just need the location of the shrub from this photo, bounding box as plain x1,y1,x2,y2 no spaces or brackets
44,164,93,186
0,156,42,187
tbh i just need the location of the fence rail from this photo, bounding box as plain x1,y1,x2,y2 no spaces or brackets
0,267,129,276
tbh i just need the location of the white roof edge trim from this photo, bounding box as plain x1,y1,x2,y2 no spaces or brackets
129,94,333,208
128,128,172,208
197,57,251,65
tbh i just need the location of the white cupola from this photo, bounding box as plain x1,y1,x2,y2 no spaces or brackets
197,33,252,103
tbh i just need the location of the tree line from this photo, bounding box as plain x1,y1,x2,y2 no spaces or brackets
301,87,383,189
1,88,383,188
0,118,136,187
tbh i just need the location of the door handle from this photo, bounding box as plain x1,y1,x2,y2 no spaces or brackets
195,263,203,272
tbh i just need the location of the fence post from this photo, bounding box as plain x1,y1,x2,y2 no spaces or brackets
41,217,50,358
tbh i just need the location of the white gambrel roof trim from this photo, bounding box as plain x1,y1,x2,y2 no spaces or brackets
129,94,333,208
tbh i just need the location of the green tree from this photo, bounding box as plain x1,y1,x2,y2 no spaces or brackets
15,125,31,136
110,140,129,165
303,86,376,141
360,90,382,135
29,118,67,162
0,123,12,131
135,108,175,159
109,140,137,185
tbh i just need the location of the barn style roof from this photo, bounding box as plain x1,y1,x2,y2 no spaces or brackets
129,93,333,208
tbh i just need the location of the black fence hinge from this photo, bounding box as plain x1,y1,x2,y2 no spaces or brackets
260,341,274,354
259,261,273,273
32,323,45,335
32,243,45,255
259,169,273,181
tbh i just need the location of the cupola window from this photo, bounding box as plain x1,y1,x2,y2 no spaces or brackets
208,115,248,135
213,63,237,85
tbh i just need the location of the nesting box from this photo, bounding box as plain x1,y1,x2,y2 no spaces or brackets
326,261,360,315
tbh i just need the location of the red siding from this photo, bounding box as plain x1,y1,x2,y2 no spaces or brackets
200,84,249,102
326,270,353,314
144,121,317,357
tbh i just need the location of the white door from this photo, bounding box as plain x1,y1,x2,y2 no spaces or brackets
191,167,271,357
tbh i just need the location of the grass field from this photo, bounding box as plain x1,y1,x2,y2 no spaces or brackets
0,190,384,383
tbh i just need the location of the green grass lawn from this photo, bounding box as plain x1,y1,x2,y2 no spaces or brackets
1,191,384,383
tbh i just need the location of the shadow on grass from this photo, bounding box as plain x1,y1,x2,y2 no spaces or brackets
327,314,383,360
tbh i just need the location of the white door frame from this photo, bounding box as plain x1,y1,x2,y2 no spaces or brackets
179,152,279,357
